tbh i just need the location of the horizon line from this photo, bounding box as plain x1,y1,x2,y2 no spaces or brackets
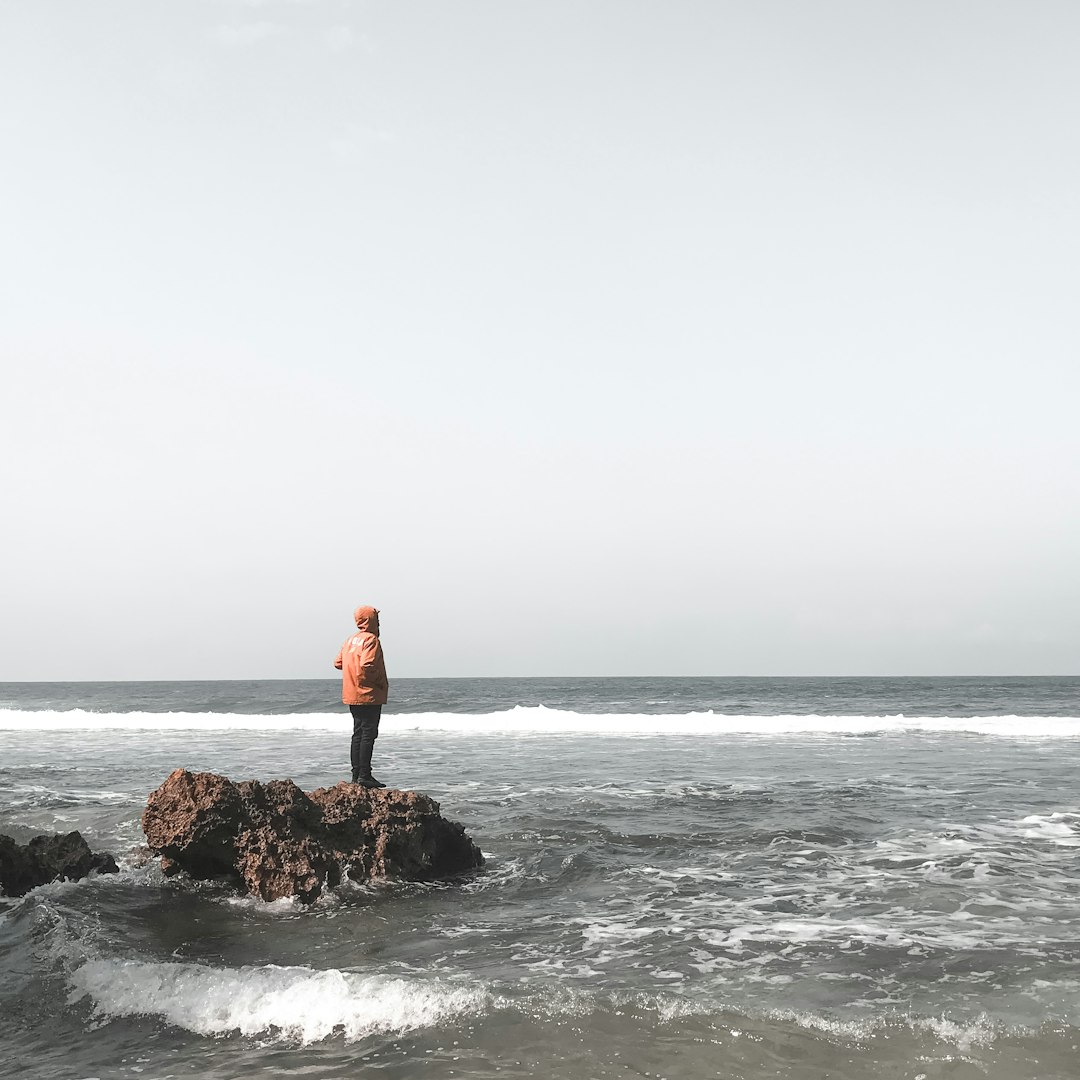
1,673,1078,684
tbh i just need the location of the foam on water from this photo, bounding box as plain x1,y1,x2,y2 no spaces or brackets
65,954,1023,1055
4,706,1080,737
67,959,490,1044
1018,812,1080,846
770,1008,1006,1051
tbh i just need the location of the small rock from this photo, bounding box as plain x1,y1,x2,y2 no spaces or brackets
0,832,119,897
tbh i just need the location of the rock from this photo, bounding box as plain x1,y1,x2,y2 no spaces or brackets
0,831,119,897
141,769,484,903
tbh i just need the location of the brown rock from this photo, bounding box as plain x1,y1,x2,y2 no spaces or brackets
141,769,484,903
0,831,119,897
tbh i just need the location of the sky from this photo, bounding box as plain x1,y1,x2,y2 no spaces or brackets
2,1,1078,680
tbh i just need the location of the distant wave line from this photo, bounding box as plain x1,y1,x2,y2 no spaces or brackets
3,707,1080,737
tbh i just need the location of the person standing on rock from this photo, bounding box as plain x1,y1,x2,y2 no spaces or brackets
333,605,389,789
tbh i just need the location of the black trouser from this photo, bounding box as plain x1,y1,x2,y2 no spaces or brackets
349,704,382,780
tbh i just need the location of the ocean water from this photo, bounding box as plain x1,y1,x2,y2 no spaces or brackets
2,676,1080,1079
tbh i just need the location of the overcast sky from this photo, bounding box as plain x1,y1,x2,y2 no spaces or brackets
2,1,1078,680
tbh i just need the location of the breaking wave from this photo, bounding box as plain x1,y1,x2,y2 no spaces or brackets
68,959,490,1044
3,707,1080,737
64,956,1036,1054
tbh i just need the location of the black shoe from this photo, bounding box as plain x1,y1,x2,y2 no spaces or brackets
354,775,384,789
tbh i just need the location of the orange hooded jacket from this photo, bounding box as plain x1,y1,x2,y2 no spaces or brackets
334,606,389,706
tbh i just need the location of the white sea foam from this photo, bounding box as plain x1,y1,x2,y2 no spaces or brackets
772,1008,1005,1051
2,706,1080,737
1017,812,1080,847
51,953,1056,1055
68,959,489,1044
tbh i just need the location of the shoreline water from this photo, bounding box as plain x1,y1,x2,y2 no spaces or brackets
3,677,1080,1078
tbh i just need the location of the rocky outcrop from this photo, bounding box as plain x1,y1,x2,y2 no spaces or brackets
0,831,119,897
141,769,484,903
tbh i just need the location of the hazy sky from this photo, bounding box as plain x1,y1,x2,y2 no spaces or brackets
2,2,1078,679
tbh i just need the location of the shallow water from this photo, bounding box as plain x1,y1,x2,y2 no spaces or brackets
2,678,1080,1078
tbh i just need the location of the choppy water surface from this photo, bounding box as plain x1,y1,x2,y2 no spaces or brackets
2,677,1080,1079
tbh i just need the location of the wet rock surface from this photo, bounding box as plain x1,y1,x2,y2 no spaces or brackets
141,769,485,902
0,831,119,897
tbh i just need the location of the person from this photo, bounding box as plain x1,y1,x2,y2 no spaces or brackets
333,605,389,788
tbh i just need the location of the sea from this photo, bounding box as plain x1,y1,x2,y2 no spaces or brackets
2,676,1080,1080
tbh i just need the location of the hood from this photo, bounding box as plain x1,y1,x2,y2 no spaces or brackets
353,606,380,636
